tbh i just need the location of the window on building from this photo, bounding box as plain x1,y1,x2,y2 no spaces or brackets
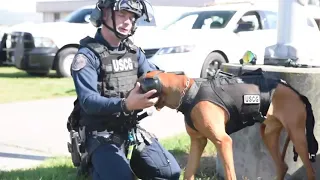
54,13,61,22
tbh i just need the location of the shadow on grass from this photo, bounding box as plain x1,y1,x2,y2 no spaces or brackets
0,152,49,161
0,165,88,180
168,149,221,180
0,150,220,180
0,67,60,79
65,89,76,94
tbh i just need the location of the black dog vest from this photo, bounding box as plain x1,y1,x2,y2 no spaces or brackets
178,68,279,135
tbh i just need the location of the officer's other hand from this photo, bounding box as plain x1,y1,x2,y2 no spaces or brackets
125,82,159,111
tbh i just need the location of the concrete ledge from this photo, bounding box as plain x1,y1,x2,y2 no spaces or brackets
215,63,320,180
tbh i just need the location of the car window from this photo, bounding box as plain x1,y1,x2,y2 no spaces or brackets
163,10,236,30
198,11,236,29
238,11,262,31
262,10,317,30
136,14,157,26
261,11,277,29
63,8,93,23
307,17,316,28
163,13,199,30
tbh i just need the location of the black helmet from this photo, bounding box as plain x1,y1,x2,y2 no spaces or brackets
90,0,154,39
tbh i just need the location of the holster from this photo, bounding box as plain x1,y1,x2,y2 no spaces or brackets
67,126,87,167
67,130,82,167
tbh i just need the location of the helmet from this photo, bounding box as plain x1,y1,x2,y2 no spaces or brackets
90,0,154,39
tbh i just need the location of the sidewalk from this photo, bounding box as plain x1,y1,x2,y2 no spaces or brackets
0,97,186,171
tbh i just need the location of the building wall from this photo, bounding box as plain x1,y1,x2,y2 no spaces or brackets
43,12,71,22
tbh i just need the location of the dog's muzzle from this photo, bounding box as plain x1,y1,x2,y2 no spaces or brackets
139,78,162,98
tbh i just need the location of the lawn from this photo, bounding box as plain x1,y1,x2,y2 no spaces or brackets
0,133,220,180
0,67,76,103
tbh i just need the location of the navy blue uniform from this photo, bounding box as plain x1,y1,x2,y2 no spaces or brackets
71,29,181,180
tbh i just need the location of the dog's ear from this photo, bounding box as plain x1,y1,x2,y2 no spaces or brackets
155,99,165,111
155,105,164,111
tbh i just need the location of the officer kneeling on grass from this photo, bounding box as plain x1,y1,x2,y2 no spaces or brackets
66,0,181,179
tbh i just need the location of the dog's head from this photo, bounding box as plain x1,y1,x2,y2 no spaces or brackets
138,70,189,111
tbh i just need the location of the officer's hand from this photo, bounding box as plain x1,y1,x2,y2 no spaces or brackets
125,82,159,111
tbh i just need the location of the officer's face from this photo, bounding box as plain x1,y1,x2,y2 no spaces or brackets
104,9,135,36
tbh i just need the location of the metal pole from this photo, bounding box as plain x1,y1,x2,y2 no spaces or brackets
264,0,318,66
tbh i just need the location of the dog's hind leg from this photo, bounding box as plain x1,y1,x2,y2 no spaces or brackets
281,112,315,180
260,114,287,180
184,124,208,180
190,101,236,180
272,83,315,180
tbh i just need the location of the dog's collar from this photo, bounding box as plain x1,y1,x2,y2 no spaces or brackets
175,77,191,111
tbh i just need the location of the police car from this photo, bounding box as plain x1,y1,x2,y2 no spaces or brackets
146,2,320,78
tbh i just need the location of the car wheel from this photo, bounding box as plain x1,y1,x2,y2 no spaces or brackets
56,47,78,78
200,52,226,78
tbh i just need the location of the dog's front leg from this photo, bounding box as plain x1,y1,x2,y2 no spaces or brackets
213,133,236,180
184,125,207,180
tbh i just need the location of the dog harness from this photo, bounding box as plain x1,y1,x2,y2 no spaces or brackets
178,68,279,135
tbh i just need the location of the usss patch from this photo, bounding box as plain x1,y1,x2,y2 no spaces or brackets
71,54,87,71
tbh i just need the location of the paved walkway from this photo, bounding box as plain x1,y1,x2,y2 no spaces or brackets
0,97,186,171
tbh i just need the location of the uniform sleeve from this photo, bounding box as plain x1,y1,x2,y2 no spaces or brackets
71,48,122,115
137,48,162,77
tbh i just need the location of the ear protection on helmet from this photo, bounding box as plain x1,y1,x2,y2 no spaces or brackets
139,71,163,98
90,2,103,27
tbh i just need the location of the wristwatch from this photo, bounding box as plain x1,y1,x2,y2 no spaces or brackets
121,98,133,116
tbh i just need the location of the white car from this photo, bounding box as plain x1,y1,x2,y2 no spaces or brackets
0,5,189,77
146,3,320,78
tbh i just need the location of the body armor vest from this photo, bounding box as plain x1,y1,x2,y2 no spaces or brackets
66,36,140,132
178,68,279,135
79,36,139,99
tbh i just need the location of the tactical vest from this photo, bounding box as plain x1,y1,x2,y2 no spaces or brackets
179,68,279,135
66,37,140,132
79,36,139,99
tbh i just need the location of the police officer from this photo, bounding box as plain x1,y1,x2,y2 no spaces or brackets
69,0,181,179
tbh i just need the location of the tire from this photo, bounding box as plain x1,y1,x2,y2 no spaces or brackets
200,52,226,78
56,47,78,78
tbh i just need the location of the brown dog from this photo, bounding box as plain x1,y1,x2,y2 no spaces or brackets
137,69,318,180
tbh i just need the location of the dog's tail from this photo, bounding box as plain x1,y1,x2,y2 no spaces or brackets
281,135,290,161
279,81,318,162
300,95,318,162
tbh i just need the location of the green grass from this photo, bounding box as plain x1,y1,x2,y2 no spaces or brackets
0,133,219,180
0,67,76,103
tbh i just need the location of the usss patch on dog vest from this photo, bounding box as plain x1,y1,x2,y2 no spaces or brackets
72,54,87,71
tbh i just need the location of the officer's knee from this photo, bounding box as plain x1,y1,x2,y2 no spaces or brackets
131,137,181,179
